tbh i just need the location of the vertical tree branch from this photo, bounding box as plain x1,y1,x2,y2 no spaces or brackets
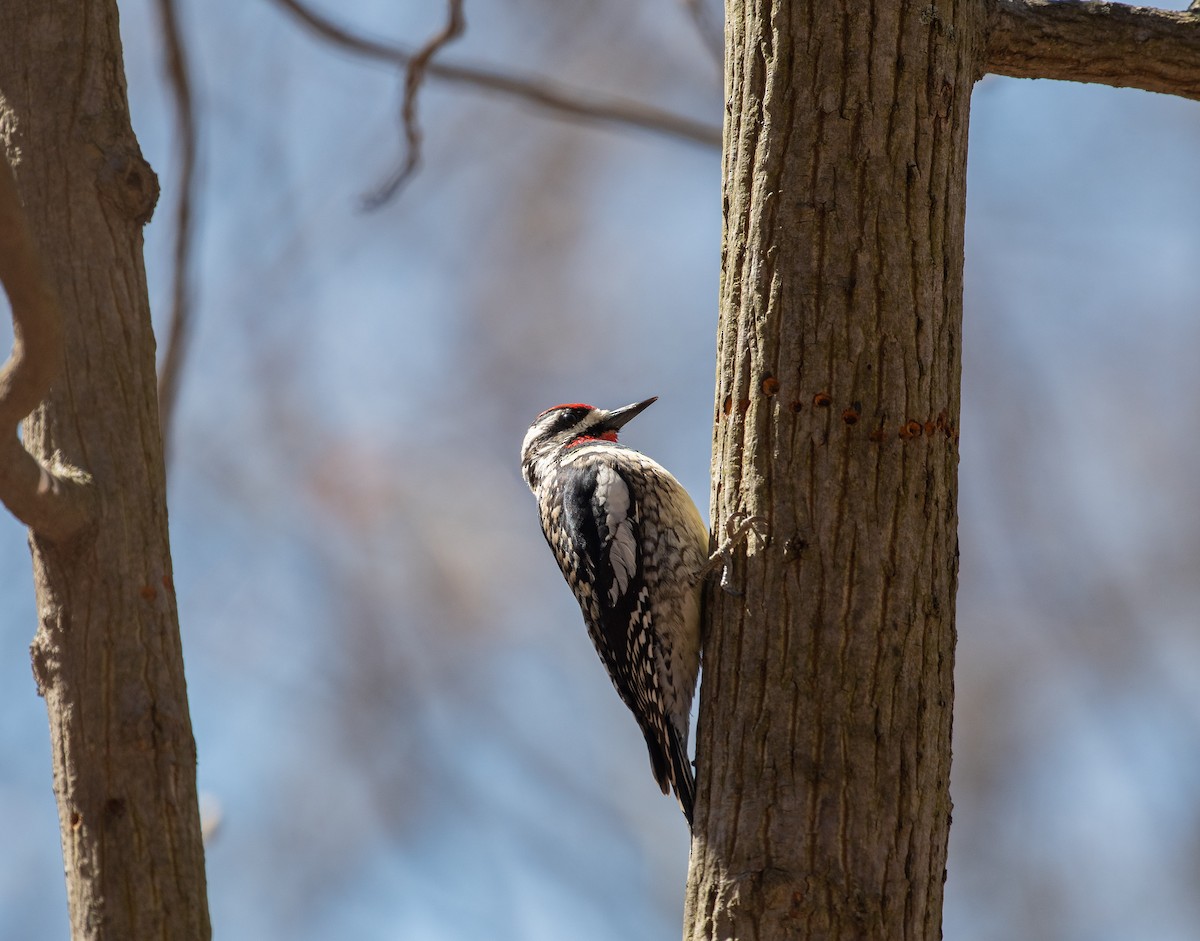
680,0,725,68
154,0,201,455
0,153,94,540
0,2,211,937
0,156,60,426
687,0,975,937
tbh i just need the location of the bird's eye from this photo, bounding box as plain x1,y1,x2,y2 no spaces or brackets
544,408,587,437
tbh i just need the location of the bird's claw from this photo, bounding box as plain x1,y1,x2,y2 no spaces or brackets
703,510,769,594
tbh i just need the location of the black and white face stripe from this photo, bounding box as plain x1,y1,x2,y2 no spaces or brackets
521,404,603,489
534,405,596,442
520,398,657,491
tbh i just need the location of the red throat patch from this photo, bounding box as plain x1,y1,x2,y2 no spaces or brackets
566,430,619,448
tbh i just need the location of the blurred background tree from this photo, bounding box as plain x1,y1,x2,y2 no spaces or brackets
0,0,1198,939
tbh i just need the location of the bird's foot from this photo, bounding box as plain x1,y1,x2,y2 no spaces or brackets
700,511,768,595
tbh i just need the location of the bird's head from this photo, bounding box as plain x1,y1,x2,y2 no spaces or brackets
520,397,657,491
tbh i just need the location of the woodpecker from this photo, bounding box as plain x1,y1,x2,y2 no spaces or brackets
521,396,710,825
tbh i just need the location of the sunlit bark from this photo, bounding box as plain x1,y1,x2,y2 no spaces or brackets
0,2,210,937
686,1,976,937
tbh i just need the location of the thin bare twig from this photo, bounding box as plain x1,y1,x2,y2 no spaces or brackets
154,0,201,456
0,156,94,540
363,0,465,208
270,0,722,150
986,0,1200,101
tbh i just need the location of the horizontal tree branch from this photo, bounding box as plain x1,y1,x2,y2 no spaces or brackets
0,156,94,540
986,0,1200,101
271,0,722,149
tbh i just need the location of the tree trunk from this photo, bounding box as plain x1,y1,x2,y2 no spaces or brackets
686,2,978,938
0,2,211,938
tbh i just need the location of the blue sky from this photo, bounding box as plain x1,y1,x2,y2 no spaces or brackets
1,2,1198,939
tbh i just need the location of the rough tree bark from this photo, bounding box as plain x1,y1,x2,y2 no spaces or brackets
685,1,1200,939
0,2,211,939
686,2,973,938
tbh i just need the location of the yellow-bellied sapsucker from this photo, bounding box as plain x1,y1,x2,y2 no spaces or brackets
521,396,709,825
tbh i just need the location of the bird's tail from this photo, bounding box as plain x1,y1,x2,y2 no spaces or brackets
642,719,696,827
666,721,695,827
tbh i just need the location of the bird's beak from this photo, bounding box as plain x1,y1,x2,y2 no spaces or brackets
601,396,658,432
